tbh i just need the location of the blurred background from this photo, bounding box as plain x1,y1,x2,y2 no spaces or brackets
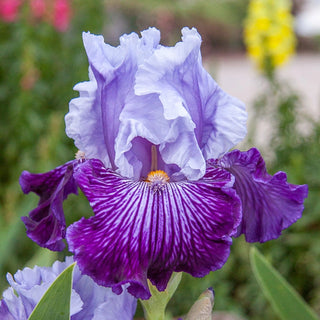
0,0,319,319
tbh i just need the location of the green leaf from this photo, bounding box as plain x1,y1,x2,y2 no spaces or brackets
28,263,75,320
250,247,319,320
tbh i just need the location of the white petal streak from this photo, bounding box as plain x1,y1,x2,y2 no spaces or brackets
68,159,240,298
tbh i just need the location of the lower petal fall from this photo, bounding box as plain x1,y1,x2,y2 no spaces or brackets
19,161,78,251
214,148,308,243
67,159,241,299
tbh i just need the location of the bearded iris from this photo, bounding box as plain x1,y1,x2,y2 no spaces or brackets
20,27,308,300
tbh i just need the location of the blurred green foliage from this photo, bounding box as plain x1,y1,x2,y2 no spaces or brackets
0,1,319,320
0,0,105,292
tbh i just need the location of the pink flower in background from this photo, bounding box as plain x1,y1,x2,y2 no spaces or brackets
29,0,46,19
0,0,22,22
53,0,71,32
0,0,71,32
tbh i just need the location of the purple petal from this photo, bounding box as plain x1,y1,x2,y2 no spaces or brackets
213,148,308,242
0,287,27,320
66,28,247,182
0,256,137,320
67,159,241,299
135,27,247,180
65,69,111,168
65,29,161,174
19,161,78,250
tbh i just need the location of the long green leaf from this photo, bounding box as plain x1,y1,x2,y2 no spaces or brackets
250,247,319,320
28,263,75,320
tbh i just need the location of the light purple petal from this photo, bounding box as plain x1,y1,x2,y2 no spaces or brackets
67,159,241,299
0,288,27,320
115,95,202,180
65,68,111,168
66,28,246,182
91,284,137,320
115,96,170,180
19,161,78,250
212,148,308,242
135,27,247,180
65,29,161,173
0,256,137,320
5,261,82,319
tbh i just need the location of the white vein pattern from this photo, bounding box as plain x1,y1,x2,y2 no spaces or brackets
67,159,241,299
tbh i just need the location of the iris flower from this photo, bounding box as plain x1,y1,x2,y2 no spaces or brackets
20,27,308,299
0,257,137,320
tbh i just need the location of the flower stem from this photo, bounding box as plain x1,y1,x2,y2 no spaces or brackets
142,306,165,320
140,273,182,320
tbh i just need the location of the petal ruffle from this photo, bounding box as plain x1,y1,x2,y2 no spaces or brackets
213,148,308,242
66,28,247,182
19,161,78,250
65,29,161,174
65,68,111,168
67,159,241,299
135,27,247,180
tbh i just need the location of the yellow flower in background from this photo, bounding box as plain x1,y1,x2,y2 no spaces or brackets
244,0,296,74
